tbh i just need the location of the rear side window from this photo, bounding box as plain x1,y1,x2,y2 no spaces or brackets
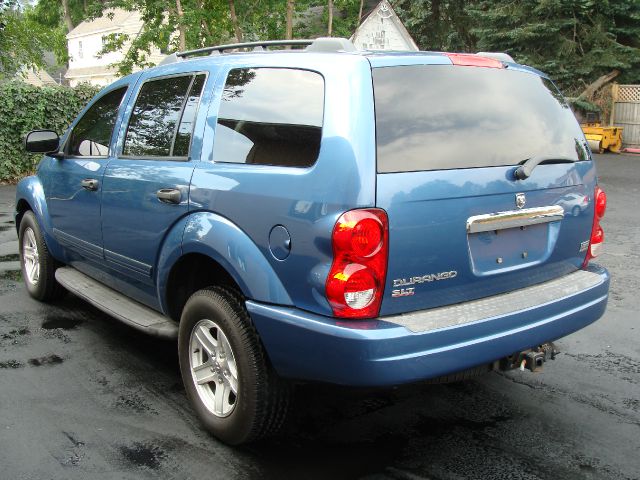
373,65,588,173
67,87,127,157
212,68,324,167
123,73,206,158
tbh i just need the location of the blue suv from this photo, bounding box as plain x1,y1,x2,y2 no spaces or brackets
17,38,610,445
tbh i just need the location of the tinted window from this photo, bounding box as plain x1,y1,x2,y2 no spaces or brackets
212,68,324,167
67,87,126,157
123,74,203,157
373,66,588,173
173,74,206,157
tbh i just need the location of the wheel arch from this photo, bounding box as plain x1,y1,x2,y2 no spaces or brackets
163,253,243,322
157,211,293,322
15,176,65,260
15,198,32,232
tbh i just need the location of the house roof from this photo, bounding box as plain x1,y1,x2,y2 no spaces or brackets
67,9,142,39
21,68,58,87
65,65,117,79
351,0,419,51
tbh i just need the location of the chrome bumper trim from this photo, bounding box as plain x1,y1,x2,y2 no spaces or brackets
383,270,604,333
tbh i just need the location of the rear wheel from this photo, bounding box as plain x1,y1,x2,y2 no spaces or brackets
178,287,289,445
18,211,65,302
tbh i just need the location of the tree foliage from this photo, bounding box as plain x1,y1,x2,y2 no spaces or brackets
0,0,65,78
102,0,365,76
394,0,640,95
394,0,476,52
0,81,98,182
5,0,640,95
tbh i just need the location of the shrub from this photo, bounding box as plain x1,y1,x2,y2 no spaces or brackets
0,81,99,183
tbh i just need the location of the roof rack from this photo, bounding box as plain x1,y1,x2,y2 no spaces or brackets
174,37,356,59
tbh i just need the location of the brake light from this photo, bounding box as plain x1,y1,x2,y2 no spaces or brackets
583,186,606,268
445,53,504,69
326,209,388,318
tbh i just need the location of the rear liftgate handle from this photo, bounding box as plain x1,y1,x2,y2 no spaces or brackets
81,178,99,191
156,188,182,204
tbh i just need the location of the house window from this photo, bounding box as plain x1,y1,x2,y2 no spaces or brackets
78,40,83,59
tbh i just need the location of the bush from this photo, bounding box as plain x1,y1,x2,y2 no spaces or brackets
0,81,99,183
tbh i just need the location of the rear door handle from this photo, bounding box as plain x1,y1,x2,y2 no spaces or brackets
156,188,181,204
81,178,99,191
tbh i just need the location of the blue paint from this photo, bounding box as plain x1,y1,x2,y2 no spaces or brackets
248,266,609,385
15,47,610,387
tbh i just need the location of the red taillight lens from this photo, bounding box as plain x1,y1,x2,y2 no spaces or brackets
595,187,607,218
326,209,388,318
334,217,383,257
583,186,607,268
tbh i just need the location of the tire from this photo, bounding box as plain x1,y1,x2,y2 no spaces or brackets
18,211,65,302
572,206,581,217
178,287,290,445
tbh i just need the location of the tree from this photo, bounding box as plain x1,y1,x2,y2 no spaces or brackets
286,0,294,39
0,0,64,78
28,0,112,66
394,0,476,52
467,0,640,94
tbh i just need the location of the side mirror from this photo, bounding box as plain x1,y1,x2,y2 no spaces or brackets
25,130,61,155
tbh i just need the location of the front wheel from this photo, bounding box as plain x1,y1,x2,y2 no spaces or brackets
178,287,290,445
18,211,65,302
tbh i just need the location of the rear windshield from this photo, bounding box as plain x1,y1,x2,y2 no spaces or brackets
373,65,588,173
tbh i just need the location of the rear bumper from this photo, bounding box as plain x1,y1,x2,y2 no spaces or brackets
247,265,609,386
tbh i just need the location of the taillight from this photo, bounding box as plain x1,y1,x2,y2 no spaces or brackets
583,186,607,268
326,209,388,318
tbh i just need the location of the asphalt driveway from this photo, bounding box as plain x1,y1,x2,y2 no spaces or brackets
0,154,638,480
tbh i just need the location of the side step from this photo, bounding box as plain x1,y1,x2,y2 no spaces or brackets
55,267,178,339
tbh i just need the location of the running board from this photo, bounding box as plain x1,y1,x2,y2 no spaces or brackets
55,267,178,339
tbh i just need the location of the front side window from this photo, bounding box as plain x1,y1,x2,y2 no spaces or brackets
66,86,127,157
212,68,324,167
123,73,206,158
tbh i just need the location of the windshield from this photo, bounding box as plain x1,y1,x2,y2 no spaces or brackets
373,65,588,173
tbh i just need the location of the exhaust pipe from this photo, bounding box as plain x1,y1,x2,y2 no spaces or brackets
499,343,559,373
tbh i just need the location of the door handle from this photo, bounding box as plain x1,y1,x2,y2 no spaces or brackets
81,178,99,191
156,188,182,204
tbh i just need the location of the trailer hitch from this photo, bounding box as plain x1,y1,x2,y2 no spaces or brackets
499,343,559,373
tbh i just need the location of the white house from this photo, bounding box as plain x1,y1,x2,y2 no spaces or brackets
351,0,419,51
65,9,164,87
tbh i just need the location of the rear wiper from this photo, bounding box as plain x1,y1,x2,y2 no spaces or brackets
513,155,575,180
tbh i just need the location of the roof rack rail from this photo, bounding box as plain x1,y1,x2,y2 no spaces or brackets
175,37,356,59
177,40,313,58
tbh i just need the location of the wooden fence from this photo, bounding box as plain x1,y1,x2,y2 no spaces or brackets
612,84,640,147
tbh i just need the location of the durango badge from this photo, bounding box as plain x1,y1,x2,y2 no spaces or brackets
392,271,458,297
